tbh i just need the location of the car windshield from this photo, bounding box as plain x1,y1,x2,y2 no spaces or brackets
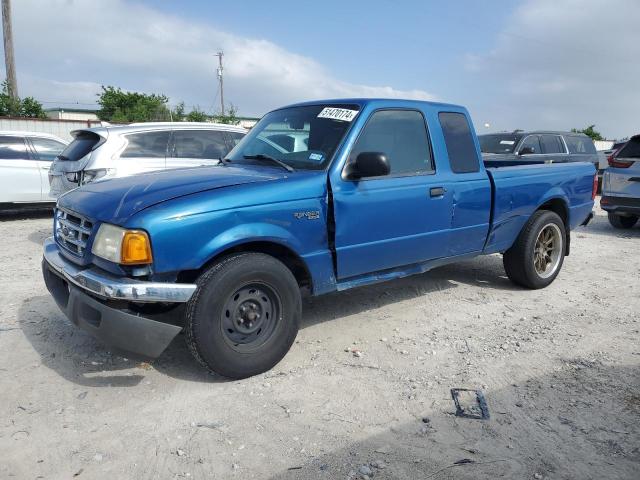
226,104,360,170
479,134,523,154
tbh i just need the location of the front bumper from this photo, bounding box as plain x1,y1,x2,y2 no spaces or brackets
42,237,197,358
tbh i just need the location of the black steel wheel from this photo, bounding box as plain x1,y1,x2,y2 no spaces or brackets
185,252,301,379
221,283,280,352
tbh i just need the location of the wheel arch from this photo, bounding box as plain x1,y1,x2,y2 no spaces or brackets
535,196,570,255
178,240,313,291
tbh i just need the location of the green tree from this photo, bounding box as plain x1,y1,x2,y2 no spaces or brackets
571,125,604,141
213,104,240,125
96,85,171,122
171,102,186,122
186,107,208,122
0,80,46,118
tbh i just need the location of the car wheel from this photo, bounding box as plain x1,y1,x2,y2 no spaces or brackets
503,210,566,289
185,252,301,379
607,212,638,229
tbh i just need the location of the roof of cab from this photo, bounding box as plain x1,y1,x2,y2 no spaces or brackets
71,121,247,138
279,98,466,111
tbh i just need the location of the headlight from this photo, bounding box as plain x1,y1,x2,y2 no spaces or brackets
91,223,153,265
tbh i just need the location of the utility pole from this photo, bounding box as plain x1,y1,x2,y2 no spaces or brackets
215,51,224,115
1,0,18,99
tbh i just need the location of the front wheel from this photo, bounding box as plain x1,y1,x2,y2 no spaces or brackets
503,210,566,289
185,253,301,379
608,212,638,229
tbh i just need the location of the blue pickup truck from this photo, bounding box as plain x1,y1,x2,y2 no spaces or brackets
42,99,596,378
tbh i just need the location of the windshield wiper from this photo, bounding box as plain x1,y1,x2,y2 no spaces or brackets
243,154,294,172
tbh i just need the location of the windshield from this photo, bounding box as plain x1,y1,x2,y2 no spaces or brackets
479,134,523,154
226,104,360,170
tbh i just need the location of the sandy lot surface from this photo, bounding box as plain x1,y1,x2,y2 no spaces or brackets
0,203,638,480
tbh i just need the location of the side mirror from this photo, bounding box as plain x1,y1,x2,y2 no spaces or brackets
344,152,390,180
518,146,535,155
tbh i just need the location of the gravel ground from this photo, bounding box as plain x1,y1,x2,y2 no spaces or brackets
1,202,639,480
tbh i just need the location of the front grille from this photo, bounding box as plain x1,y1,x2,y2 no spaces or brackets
55,208,93,256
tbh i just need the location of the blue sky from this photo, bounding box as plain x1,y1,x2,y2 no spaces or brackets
5,0,639,138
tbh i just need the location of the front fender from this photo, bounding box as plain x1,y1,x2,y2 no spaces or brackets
197,222,309,267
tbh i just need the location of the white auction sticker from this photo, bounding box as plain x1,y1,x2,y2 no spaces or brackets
317,107,359,122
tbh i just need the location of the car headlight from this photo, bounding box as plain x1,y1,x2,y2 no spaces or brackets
91,223,153,265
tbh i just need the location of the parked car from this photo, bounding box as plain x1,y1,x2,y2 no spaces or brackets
48,122,247,198
479,131,599,171
601,134,640,228
0,131,67,207
42,99,596,379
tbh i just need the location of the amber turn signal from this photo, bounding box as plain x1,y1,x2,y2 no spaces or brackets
120,230,153,265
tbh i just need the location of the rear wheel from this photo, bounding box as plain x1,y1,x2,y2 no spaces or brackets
608,212,638,229
185,253,301,379
503,210,566,289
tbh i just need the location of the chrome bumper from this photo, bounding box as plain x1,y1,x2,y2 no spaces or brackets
43,237,196,303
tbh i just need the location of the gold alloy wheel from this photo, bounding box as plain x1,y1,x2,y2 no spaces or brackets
533,223,563,279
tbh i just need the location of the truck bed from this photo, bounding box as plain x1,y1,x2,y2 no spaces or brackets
483,162,596,254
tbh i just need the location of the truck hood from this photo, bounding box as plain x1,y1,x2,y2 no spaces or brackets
57,165,286,223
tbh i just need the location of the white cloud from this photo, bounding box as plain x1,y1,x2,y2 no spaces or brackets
465,0,640,139
4,0,434,116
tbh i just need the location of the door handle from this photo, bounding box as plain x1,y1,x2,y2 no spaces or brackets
41,166,50,170
430,187,445,197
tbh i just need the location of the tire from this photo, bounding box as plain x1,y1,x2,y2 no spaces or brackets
185,253,301,379
608,212,638,229
503,210,566,289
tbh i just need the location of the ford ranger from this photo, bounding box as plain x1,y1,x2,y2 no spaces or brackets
42,99,597,379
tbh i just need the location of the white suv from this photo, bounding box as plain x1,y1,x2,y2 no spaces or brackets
0,131,67,206
48,122,246,198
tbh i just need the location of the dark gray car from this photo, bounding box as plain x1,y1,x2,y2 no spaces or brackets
479,131,599,171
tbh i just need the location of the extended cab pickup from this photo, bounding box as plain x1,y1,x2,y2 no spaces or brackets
42,99,597,378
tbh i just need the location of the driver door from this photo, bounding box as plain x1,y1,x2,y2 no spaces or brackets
330,109,452,279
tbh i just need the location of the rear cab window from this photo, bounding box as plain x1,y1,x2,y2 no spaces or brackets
438,112,480,173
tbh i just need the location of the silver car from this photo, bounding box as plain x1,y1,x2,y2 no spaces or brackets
601,135,640,228
48,122,246,197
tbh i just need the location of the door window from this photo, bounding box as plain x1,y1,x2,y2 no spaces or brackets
121,131,170,158
0,136,29,160
350,109,433,176
438,112,480,173
227,132,245,149
540,135,565,154
564,135,596,154
519,135,542,154
30,137,66,161
171,130,229,159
